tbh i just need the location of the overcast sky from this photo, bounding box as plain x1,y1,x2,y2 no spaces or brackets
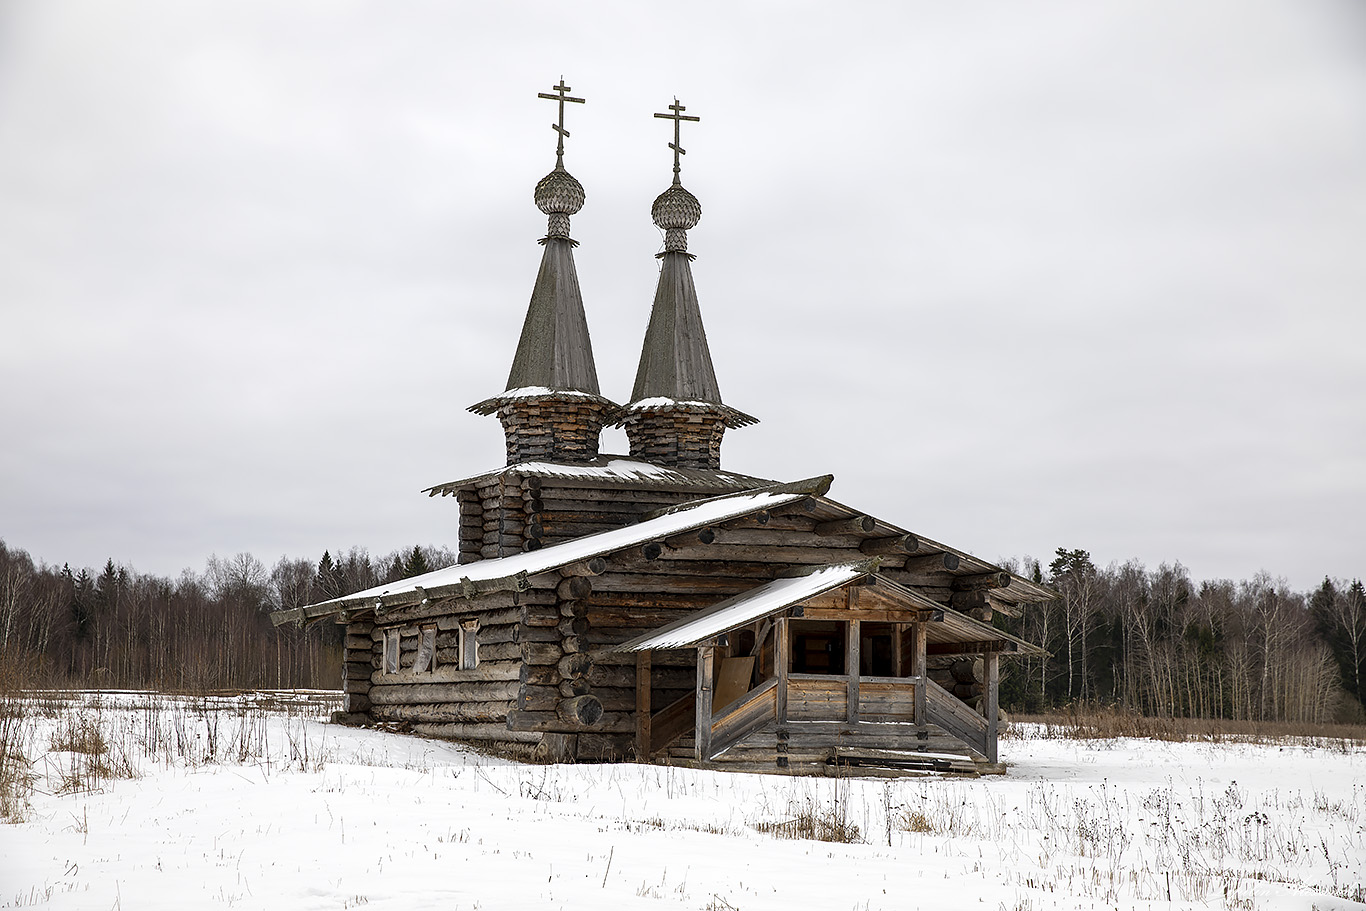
1,1,1363,591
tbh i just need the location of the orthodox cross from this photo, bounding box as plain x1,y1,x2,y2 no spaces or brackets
654,98,699,184
538,78,585,167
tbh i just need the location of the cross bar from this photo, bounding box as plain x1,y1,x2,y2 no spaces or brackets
653,97,700,182
539,78,586,166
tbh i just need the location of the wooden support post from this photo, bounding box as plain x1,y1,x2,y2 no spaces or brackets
695,645,715,762
846,619,860,724
775,616,789,725
985,651,1000,764
891,622,904,677
636,650,652,761
912,621,927,738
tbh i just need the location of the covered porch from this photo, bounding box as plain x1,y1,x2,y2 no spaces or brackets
613,560,1042,773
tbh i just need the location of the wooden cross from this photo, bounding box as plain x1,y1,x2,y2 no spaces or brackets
654,98,699,182
538,78,585,166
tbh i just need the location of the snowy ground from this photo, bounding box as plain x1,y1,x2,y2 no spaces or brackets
1,691,1363,911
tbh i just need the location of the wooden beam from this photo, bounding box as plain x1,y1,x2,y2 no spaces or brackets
561,558,607,577
801,607,941,623
912,622,926,736
951,572,1012,592
926,639,1016,656
636,650,652,760
695,645,715,761
859,534,920,556
985,652,999,764
775,616,789,725
846,619,860,724
815,515,876,537
902,552,960,573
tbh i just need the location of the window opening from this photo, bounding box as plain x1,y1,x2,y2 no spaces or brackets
789,620,846,675
860,622,900,677
383,628,400,675
458,619,480,670
413,626,437,674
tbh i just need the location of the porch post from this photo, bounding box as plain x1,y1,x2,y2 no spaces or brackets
775,616,789,724
695,644,715,762
912,621,927,741
985,651,1000,763
636,649,652,760
846,619,860,724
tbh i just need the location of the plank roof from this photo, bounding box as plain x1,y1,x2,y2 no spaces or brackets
424,455,772,497
270,475,833,626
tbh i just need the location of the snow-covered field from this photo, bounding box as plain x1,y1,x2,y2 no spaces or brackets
1,691,1363,911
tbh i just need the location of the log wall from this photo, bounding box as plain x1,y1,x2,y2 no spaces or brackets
376,476,1012,764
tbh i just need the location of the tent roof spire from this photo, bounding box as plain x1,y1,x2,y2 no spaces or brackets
619,97,755,429
470,78,614,420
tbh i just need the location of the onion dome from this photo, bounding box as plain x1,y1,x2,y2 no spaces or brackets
652,183,701,253
535,166,585,239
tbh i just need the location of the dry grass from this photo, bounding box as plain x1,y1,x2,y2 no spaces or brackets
1008,703,1366,749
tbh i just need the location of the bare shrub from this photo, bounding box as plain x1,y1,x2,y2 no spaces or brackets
1011,703,1366,748
0,655,38,820
752,782,862,844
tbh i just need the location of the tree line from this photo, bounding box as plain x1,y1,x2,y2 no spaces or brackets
996,550,1366,724
1,536,1362,723
0,539,448,691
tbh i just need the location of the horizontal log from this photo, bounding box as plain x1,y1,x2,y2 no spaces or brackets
903,552,960,573
560,679,591,697
592,649,694,668
558,616,591,637
558,653,594,678
560,557,607,577
559,696,603,726
664,528,716,548
557,576,593,600
369,662,520,687
860,535,920,556
950,658,984,684
521,641,564,665
368,680,520,705
588,572,760,595
520,664,561,686
371,701,513,724
585,591,721,610
595,687,690,713
815,515,876,537
505,710,633,735
523,605,561,627
609,552,784,579
951,572,1012,592
518,685,560,711
926,639,1016,656
475,641,521,662
515,625,561,644
583,606,701,629
587,664,694,689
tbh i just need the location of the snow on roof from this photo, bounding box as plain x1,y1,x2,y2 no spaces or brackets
275,476,833,623
466,386,618,416
611,560,878,651
424,456,771,496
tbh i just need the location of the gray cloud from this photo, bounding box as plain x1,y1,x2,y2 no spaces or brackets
1,0,1363,590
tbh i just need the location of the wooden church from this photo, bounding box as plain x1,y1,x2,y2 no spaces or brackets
272,83,1051,774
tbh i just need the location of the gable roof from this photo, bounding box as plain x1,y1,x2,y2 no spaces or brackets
613,559,880,650
797,495,1057,609
608,560,1045,655
270,474,833,627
